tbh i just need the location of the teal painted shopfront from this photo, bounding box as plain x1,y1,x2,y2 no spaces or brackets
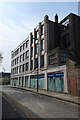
19,77,21,86
12,77,18,86
25,76,29,87
30,75,45,89
22,77,24,87
47,73,64,92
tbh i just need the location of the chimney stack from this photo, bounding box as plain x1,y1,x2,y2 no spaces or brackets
55,14,58,23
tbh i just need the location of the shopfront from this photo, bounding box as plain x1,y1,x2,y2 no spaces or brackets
12,77,18,86
22,77,24,87
47,73,64,92
19,77,21,86
30,74,45,89
25,76,29,87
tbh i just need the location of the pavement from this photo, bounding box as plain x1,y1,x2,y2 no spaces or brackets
8,85,80,105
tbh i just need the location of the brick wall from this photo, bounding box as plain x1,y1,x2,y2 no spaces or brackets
67,59,80,96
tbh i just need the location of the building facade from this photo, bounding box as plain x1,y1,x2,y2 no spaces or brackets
0,72,10,85
11,13,80,94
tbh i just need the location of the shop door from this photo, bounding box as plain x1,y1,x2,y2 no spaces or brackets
48,78,55,91
22,77,24,87
31,78,36,88
38,78,44,89
19,77,21,86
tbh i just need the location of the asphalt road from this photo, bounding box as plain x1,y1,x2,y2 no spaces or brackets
1,85,80,119
2,95,24,119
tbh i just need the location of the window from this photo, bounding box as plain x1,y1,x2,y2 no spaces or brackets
35,58,38,69
26,51,29,58
26,40,29,48
20,46,22,52
62,19,69,27
11,69,13,74
41,25,44,35
19,65,22,73
31,35,33,44
35,44,38,54
15,59,16,65
25,63,28,71
62,34,70,48
61,19,69,32
60,57,66,63
11,61,13,66
12,53,14,58
40,55,44,68
13,60,14,66
22,64,25,72
35,30,38,39
17,48,19,55
20,55,22,62
49,53,57,65
31,47,33,57
17,57,19,64
49,57,57,65
30,60,33,70
23,53,25,61
41,40,45,51
23,43,26,50
17,67,18,73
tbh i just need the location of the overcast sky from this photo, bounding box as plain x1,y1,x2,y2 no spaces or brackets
0,2,78,72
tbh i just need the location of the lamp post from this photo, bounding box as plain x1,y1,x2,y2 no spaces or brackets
33,38,38,92
37,57,38,92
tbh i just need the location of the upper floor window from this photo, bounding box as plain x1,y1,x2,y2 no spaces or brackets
25,62,28,71
15,59,16,65
20,55,22,62
23,53,25,61
62,19,69,27
30,60,33,70
23,43,26,50
20,46,22,52
41,39,45,51
16,48,19,55
31,47,33,57
35,44,38,54
48,53,57,65
26,40,29,48
35,58,38,69
35,30,38,39
22,64,25,72
19,65,22,73
12,53,14,58
40,55,44,68
61,19,69,32
41,25,44,35
62,34,70,48
31,35,33,44
26,51,29,58
17,57,19,64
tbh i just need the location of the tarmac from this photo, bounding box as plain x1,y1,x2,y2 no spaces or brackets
8,85,80,105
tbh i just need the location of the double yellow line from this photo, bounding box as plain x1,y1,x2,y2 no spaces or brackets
2,92,36,120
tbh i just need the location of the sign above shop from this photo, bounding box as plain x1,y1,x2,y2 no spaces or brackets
47,73,64,77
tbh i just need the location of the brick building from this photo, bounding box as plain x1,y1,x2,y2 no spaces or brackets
11,13,80,94
67,59,80,96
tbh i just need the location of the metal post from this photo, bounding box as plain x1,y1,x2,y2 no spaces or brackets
33,37,38,92
37,58,38,92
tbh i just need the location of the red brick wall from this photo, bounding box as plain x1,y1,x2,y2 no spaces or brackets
69,76,76,96
67,59,80,96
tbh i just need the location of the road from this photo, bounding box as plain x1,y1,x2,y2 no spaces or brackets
1,85,79,119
